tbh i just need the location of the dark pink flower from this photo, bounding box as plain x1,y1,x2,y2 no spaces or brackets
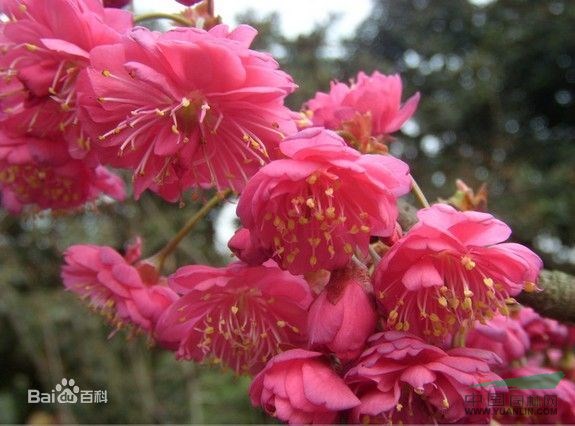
250,349,360,424
175,0,203,6
155,261,312,374
374,203,542,340
518,307,569,351
61,240,178,333
103,0,131,8
307,267,377,360
466,313,531,364
78,25,297,201
0,0,132,157
0,131,124,213
345,331,503,424
237,127,411,274
305,71,419,152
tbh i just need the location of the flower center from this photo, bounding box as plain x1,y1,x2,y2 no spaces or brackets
182,287,301,373
0,164,79,205
263,171,373,269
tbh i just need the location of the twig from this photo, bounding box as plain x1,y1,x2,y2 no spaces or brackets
134,12,194,27
148,190,232,271
410,176,430,208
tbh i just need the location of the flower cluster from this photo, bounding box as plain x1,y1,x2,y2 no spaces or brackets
1,0,296,209
1,0,565,424
0,0,131,211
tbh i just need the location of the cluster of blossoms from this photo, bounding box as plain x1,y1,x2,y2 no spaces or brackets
0,0,130,212
2,0,574,424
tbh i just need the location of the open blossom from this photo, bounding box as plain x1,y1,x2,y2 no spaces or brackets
154,261,312,374
304,71,419,153
374,203,542,340
345,331,503,424
250,349,360,424
307,267,377,360
237,127,411,274
77,25,297,201
0,0,132,157
0,131,124,213
61,239,178,333
466,313,531,364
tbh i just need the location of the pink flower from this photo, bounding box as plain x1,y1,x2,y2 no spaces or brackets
307,267,377,360
154,261,312,374
237,127,411,274
175,0,204,6
466,313,531,364
0,0,132,157
374,203,542,340
345,331,503,424
0,131,124,213
250,349,360,424
518,307,569,351
103,0,131,8
227,228,271,265
77,25,297,201
496,366,575,424
305,71,419,152
61,240,178,333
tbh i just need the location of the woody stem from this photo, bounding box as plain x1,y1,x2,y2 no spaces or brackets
411,176,430,208
134,13,194,27
207,0,215,17
150,189,232,271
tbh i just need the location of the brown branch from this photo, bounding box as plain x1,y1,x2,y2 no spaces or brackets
397,199,575,324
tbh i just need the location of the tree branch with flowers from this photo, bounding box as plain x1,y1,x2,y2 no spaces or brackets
1,0,575,424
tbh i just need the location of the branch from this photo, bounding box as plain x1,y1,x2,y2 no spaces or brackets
516,270,575,324
148,189,232,271
397,199,575,324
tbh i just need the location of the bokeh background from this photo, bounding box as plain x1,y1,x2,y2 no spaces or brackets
1,0,573,423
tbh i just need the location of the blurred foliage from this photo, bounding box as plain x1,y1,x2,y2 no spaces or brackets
1,0,574,423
